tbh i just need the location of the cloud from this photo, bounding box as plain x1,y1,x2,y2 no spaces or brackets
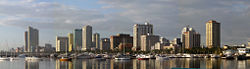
0,0,249,48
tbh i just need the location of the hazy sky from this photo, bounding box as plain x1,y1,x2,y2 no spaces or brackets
0,0,249,50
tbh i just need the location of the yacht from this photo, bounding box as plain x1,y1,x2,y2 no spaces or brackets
0,57,9,61
25,56,41,61
115,55,130,60
156,56,169,60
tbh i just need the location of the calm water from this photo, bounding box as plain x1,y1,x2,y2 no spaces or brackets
0,58,250,69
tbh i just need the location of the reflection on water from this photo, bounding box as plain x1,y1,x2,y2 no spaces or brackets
21,58,250,69
25,61,39,69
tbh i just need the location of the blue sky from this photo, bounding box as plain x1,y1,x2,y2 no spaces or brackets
0,0,250,50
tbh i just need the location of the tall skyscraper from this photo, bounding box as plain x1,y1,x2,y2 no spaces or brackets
82,25,92,51
181,26,201,49
100,38,110,50
73,29,82,51
68,33,73,52
110,34,133,50
140,34,160,51
56,36,68,52
133,22,153,51
92,33,100,50
206,20,221,48
24,26,39,52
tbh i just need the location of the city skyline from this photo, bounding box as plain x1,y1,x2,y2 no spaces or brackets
0,0,250,50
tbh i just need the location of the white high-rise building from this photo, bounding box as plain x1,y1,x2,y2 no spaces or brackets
206,20,221,48
24,26,39,52
133,22,153,51
181,26,201,49
56,36,68,52
140,35,160,51
92,33,100,49
82,25,92,51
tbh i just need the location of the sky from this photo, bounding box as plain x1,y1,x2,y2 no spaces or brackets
0,0,249,50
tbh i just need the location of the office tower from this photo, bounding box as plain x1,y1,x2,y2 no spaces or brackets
92,33,100,49
56,36,68,52
82,25,92,51
100,38,110,50
133,22,153,51
24,26,39,52
68,33,73,52
140,34,160,51
110,34,133,50
206,20,221,48
181,26,201,49
45,43,53,52
73,29,82,51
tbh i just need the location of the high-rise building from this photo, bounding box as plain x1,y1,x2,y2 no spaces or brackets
181,26,201,49
140,34,160,51
206,20,221,48
110,34,133,50
73,29,82,51
82,25,92,51
24,26,39,52
68,33,73,52
92,33,100,50
248,41,250,47
133,22,153,51
100,38,110,50
56,36,68,52
45,43,53,52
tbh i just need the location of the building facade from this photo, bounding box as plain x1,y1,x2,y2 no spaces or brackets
140,35,160,51
82,25,92,51
133,22,153,51
73,29,82,51
206,20,221,48
56,36,68,52
24,26,39,52
181,26,201,49
100,38,110,50
68,33,73,52
110,34,133,50
92,33,100,50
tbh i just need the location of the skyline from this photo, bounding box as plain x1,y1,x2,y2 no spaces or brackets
0,0,250,50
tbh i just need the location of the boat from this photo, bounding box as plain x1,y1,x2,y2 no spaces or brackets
76,54,92,59
156,56,169,60
59,57,72,61
115,55,130,60
25,56,41,61
237,54,247,60
137,55,150,60
0,57,9,61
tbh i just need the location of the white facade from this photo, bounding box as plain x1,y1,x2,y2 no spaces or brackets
92,33,100,49
82,25,92,51
56,36,68,52
140,35,160,51
133,22,153,51
25,26,39,52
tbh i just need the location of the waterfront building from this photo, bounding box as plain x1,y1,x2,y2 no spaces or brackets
56,36,68,52
248,41,250,47
100,38,110,50
140,34,160,51
181,26,201,49
133,21,153,51
24,26,39,52
110,34,133,50
68,33,73,52
172,38,181,46
206,20,221,48
92,33,100,50
44,43,54,52
82,25,92,51
73,29,82,51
